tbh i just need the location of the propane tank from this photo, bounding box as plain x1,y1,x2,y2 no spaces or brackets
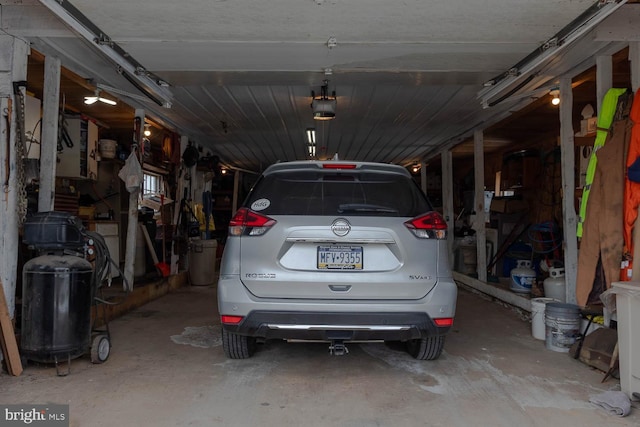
543,267,566,302
510,259,536,294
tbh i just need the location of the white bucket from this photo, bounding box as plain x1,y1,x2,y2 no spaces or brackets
531,297,557,340
545,302,581,352
99,139,117,159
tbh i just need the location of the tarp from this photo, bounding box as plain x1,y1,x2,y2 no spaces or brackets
623,89,640,254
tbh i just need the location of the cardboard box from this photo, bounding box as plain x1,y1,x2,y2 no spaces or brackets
490,197,528,213
578,116,598,136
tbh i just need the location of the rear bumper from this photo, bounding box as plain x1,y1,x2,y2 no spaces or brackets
222,310,450,341
218,275,457,341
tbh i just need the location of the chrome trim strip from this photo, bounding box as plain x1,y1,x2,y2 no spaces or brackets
286,339,385,343
267,324,410,331
285,238,395,243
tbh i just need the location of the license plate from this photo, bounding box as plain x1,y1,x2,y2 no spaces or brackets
317,246,363,270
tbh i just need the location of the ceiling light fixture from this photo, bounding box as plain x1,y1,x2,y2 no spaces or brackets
144,123,151,137
307,144,316,158
306,128,317,158
306,128,316,145
84,89,117,106
550,88,560,106
412,163,421,174
311,80,337,121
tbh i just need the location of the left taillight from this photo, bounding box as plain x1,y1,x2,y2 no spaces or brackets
404,211,448,240
228,207,276,237
221,315,244,325
434,317,454,327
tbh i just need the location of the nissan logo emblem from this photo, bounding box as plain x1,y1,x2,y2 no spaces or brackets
331,218,351,236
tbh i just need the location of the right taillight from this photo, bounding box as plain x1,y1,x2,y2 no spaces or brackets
404,211,448,240
229,207,276,237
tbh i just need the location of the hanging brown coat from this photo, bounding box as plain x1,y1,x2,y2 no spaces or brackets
576,94,633,306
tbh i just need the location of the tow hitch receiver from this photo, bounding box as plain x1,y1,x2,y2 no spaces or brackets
329,340,349,356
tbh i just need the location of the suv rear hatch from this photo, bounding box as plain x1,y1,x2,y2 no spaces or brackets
231,162,447,300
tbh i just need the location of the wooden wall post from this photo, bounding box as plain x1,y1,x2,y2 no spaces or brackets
474,130,487,282
38,55,61,212
0,35,29,319
441,150,455,266
559,77,578,304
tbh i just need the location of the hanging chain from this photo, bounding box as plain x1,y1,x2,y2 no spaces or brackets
3,98,10,200
13,82,28,226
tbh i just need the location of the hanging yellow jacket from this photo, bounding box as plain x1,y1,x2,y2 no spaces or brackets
577,88,627,238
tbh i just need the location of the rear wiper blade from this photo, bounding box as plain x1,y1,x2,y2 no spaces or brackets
337,203,399,214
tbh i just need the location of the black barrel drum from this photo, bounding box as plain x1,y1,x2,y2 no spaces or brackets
21,255,93,363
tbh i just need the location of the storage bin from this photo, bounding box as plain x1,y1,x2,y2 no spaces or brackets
612,281,640,399
189,239,217,286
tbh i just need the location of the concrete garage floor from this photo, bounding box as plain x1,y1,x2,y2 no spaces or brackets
1,286,638,427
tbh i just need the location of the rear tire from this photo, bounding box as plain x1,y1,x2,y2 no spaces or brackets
222,328,257,359
406,335,445,360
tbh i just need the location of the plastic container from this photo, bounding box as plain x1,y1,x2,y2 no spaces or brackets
580,317,603,336
21,255,93,363
99,139,117,159
544,267,566,302
611,281,640,399
78,206,96,219
531,297,558,340
454,243,477,274
22,211,86,251
545,302,581,352
510,259,536,294
189,239,217,286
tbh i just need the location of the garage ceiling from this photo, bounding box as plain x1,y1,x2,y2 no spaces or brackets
3,0,638,172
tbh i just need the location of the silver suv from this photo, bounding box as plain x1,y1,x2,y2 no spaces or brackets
218,160,457,359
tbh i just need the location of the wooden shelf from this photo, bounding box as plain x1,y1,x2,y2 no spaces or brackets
574,134,596,146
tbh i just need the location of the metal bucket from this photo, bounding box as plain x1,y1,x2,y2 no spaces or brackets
545,302,581,352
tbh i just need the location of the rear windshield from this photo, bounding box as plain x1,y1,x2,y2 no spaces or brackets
244,169,432,217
